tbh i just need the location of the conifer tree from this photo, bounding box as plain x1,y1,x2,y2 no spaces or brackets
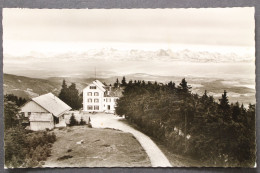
69,114,78,126
178,78,192,94
167,81,175,89
121,76,127,86
79,117,86,125
128,80,133,86
67,83,80,110
201,90,208,101
58,80,68,103
219,90,231,122
114,78,120,88
231,102,240,121
219,91,229,107
58,81,82,110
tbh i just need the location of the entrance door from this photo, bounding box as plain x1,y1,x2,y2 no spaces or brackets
54,116,59,124
107,105,110,110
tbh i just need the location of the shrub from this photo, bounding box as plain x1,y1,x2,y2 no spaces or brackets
5,127,57,168
79,117,86,125
69,114,78,126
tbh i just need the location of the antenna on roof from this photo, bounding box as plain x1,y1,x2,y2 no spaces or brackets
95,67,96,80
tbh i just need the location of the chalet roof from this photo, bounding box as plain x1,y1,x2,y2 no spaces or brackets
32,93,71,117
29,113,53,122
94,80,105,87
105,87,123,97
93,80,106,92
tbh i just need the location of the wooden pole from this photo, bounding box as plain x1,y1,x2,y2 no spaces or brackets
95,67,96,80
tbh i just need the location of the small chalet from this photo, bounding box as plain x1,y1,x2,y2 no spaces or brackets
20,93,71,131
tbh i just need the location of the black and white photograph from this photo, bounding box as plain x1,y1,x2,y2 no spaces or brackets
3,8,256,168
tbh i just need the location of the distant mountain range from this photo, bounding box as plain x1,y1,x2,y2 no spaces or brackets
4,48,255,81
4,48,254,64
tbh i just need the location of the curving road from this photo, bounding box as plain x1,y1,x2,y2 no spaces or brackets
89,113,172,167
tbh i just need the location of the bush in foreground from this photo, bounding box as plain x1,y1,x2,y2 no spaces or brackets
5,127,56,168
69,114,89,126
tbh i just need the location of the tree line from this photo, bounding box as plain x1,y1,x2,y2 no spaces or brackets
115,78,255,167
4,94,27,107
114,76,127,88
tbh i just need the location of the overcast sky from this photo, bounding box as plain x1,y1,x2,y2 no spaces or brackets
3,8,255,56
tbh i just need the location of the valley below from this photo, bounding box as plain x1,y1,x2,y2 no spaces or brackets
3,72,255,107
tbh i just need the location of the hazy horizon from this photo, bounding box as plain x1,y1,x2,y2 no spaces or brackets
3,8,255,81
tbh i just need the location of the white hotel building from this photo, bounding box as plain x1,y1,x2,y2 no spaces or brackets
82,80,121,114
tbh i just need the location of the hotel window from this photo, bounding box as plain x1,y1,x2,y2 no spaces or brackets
94,92,99,96
87,105,93,110
87,92,92,96
106,98,111,102
87,98,92,103
90,86,96,89
94,99,99,103
94,105,99,110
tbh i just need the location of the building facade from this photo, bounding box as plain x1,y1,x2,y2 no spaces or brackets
20,93,71,131
83,80,121,114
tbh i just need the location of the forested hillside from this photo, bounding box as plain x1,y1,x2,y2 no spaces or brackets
116,79,255,167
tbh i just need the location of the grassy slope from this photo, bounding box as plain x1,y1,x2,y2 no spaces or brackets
44,126,151,167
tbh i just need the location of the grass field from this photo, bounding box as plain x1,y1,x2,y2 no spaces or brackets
43,126,151,167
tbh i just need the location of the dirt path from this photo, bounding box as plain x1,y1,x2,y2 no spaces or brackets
89,113,172,167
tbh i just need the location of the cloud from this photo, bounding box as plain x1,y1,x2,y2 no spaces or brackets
3,8,255,47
